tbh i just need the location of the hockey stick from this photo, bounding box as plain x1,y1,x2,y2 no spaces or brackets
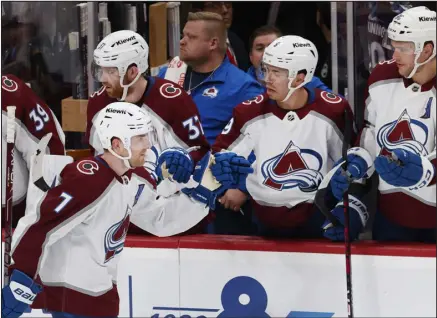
341,109,354,318
3,106,16,287
314,109,354,317
31,133,73,193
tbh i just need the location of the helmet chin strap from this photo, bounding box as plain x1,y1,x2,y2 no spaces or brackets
108,147,133,169
406,50,436,79
119,72,142,101
281,77,305,102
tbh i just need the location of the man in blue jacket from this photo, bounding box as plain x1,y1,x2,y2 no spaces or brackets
158,12,264,146
158,11,263,235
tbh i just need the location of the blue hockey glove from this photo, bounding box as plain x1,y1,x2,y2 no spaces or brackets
2,270,43,318
375,149,435,190
156,147,194,184
182,152,232,210
212,152,254,193
322,195,369,242
330,147,373,200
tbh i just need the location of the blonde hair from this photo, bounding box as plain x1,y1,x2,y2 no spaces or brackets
187,11,227,54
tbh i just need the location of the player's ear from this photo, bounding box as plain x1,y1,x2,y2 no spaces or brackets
111,137,123,152
423,41,434,58
294,73,306,86
127,64,139,80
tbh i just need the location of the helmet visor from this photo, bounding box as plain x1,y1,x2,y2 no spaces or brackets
91,61,120,82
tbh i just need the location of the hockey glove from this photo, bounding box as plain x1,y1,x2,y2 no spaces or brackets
322,195,369,242
2,270,42,318
182,152,233,210
330,147,373,200
375,149,436,190
212,152,254,193
157,147,194,184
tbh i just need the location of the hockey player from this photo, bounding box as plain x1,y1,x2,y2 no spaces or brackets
1,74,65,226
327,6,436,242
1,102,251,318
212,35,359,238
87,30,210,186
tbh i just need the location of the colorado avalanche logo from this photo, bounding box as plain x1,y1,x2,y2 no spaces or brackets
104,206,132,263
159,83,182,99
377,109,429,157
202,86,219,98
2,76,18,92
261,141,323,192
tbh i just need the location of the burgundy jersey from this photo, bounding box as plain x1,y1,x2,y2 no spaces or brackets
11,156,208,316
1,74,65,223
85,77,210,165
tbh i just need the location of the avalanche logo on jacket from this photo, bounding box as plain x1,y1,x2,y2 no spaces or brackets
261,140,323,192
377,109,429,157
104,205,132,263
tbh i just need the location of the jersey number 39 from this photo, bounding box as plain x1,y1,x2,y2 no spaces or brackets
29,104,50,131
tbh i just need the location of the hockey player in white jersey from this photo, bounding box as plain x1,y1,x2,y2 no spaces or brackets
1,102,251,318
212,35,362,238
327,6,436,242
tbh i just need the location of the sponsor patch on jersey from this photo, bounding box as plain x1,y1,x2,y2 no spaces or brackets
77,160,99,175
320,91,342,104
159,83,182,99
2,76,18,92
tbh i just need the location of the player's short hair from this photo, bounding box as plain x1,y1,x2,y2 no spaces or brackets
187,11,227,54
248,25,283,52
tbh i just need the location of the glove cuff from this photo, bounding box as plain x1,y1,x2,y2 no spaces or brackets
347,147,375,178
335,195,369,227
182,185,220,210
409,155,435,191
9,270,42,304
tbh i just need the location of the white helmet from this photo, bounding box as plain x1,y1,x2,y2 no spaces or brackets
387,6,436,78
262,35,318,102
92,30,149,101
96,102,154,169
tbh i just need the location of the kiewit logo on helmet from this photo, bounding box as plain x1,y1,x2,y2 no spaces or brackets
419,16,436,22
113,36,136,46
293,43,311,48
106,108,126,114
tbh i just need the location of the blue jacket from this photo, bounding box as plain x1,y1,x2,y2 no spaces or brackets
158,58,264,145
246,65,333,93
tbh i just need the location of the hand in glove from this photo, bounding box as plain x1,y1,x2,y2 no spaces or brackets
322,195,369,242
375,149,435,190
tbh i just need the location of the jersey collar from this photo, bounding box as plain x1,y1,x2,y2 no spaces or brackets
403,76,436,92
143,76,156,98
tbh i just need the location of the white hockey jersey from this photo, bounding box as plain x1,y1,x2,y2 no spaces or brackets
359,60,436,228
1,74,65,209
10,156,208,316
213,90,354,229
